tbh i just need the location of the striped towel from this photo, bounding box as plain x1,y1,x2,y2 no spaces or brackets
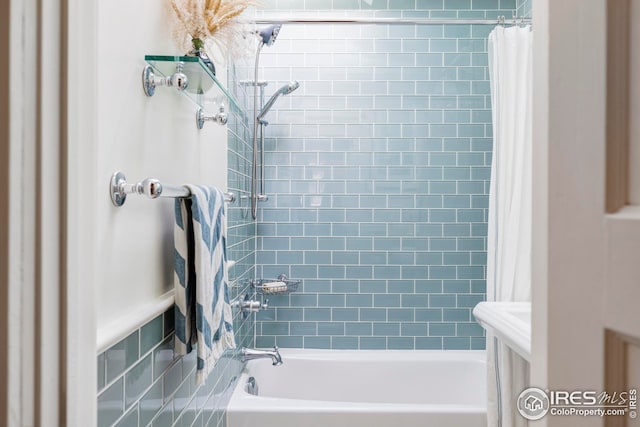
173,185,236,385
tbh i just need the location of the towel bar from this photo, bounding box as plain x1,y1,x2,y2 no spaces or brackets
110,171,235,207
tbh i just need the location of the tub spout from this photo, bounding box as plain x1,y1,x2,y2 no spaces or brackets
241,346,283,366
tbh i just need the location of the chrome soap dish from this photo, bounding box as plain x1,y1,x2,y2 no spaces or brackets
252,274,300,295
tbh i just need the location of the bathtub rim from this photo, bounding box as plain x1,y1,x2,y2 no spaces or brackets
256,347,487,361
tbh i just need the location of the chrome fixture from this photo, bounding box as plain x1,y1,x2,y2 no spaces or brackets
239,297,269,313
251,274,301,295
241,346,283,366
250,25,292,219
257,81,300,124
245,377,259,396
196,105,227,129
142,63,188,96
257,24,282,46
110,171,235,207
232,293,269,318
251,80,300,214
253,16,532,25
249,24,301,219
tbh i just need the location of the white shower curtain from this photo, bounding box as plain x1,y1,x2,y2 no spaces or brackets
486,25,533,427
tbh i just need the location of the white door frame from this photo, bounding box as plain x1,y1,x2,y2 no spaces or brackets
1,0,98,425
3,0,62,423
65,0,99,423
531,1,635,426
532,1,607,424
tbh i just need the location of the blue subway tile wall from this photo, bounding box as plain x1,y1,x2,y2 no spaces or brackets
253,3,517,350
97,64,255,427
97,308,249,427
516,0,532,17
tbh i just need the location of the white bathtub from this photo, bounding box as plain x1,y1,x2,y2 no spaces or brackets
227,349,487,427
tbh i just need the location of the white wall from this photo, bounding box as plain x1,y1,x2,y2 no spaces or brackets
94,0,228,343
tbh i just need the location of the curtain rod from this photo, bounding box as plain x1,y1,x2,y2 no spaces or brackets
253,16,532,25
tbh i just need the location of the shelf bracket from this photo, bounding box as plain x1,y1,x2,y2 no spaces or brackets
196,105,228,129
142,63,189,97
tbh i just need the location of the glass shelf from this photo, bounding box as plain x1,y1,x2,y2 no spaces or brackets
144,55,240,112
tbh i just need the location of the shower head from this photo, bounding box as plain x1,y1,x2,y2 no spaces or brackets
258,24,282,46
280,80,300,95
257,81,300,123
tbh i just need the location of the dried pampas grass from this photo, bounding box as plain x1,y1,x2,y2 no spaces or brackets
170,0,256,58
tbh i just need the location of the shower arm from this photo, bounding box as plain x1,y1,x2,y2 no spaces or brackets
251,42,263,220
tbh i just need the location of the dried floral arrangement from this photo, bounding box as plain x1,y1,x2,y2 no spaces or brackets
170,0,256,57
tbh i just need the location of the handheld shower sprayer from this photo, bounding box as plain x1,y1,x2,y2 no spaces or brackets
257,81,300,124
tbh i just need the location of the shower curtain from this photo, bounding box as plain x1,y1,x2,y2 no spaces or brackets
486,25,533,427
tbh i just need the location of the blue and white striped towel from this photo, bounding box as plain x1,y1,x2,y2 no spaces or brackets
173,185,236,385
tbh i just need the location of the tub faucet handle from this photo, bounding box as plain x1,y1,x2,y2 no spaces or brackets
236,294,269,314
271,346,282,366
